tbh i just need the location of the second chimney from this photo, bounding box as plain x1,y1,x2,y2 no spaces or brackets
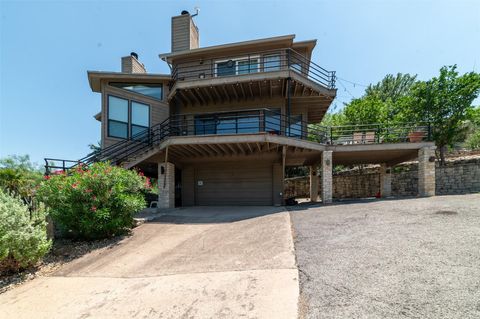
121,52,147,74
171,10,199,52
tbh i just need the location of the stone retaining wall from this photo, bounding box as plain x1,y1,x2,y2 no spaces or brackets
284,157,480,199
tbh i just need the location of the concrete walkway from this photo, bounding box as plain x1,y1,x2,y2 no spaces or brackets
0,207,299,319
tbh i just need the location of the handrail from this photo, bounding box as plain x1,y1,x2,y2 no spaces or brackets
170,48,336,89
44,109,432,174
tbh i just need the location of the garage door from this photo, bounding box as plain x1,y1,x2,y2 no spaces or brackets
195,162,273,206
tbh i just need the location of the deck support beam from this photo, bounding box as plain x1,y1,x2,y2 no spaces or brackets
309,165,319,202
158,162,175,209
418,146,436,197
379,163,392,197
321,151,333,204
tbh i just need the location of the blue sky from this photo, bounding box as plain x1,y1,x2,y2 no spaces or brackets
1,0,479,165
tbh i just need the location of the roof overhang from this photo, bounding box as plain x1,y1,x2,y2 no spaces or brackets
159,35,296,63
87,71,171,92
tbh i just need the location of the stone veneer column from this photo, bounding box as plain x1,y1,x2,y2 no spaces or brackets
321,151,333,204
418,146,436,197
310,165,319,202
379,163,392,197
158,162,175,209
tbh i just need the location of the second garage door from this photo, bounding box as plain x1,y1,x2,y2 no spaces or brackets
195,162,273,206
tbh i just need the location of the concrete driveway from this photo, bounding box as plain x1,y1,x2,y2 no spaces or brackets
0,207,299,319
291,194,480,319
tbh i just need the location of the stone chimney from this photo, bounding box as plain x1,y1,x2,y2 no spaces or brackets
171,10,199,52
121,52,147,73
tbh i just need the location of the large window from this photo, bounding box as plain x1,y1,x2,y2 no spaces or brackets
288,115,303,138
107,95,150,139
108,96,129,139
131,102,149,138
110,83,163,100
263,54,281,72
215,57,260,77
265,109,281,134
194,112,261,135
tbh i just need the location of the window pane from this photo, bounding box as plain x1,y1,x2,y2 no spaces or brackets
109,121,128,139
217,117,236,134
238,115,259,133
264,55,281,71
265,109,281,134
108,96,128,122
238,59,259,75
195,117,216,135
288,115,303,138
216,61,235,76
131,125,149,140
110,83,163,100
132,101,149,126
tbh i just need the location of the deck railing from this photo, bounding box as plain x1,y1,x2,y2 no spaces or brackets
171,48,336,89
44,109,432,174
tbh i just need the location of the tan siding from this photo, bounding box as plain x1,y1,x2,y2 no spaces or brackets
193,161,273,206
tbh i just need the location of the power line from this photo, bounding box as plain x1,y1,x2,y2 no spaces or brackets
336,76,369,88
336,79,356,99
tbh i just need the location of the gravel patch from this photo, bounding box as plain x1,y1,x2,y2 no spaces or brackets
290,194,480,319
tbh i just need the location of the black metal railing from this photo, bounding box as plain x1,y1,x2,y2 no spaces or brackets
45,109,432,174
328,123,432,145
171,48,336,89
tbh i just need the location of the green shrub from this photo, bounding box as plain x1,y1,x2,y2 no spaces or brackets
0,189,51,274
37,162,152,240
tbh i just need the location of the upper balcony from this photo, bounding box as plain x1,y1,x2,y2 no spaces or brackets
167,48,337,116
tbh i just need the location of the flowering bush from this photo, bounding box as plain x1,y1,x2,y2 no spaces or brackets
0,189,51,274
37,162,152,240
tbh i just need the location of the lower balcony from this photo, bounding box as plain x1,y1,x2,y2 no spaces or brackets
164,109,432,146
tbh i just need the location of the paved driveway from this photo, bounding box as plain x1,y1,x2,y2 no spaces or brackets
291,194,480,319
1,207,298,319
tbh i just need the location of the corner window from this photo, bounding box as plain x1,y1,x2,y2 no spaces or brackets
264,55,281,72
110,83,163,100
288,115,303,138
265,109,281,134
108,96,129,139
107,96,150,139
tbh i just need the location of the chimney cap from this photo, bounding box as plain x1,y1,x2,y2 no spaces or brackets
130,52,138,60
181,10,189,15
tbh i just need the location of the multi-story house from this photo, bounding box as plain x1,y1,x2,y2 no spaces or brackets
46,11,436,207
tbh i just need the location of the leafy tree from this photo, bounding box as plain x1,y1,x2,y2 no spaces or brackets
340,73,417,126
343,95,388,125
403,65,480,164
365,73,417,103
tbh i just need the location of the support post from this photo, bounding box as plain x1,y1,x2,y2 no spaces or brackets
321,151,333,204
158,162,175,209
309,165,319,202
418,146,436,197
379,163,392,198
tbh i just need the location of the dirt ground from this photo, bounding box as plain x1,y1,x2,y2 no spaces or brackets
290,194,480,319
